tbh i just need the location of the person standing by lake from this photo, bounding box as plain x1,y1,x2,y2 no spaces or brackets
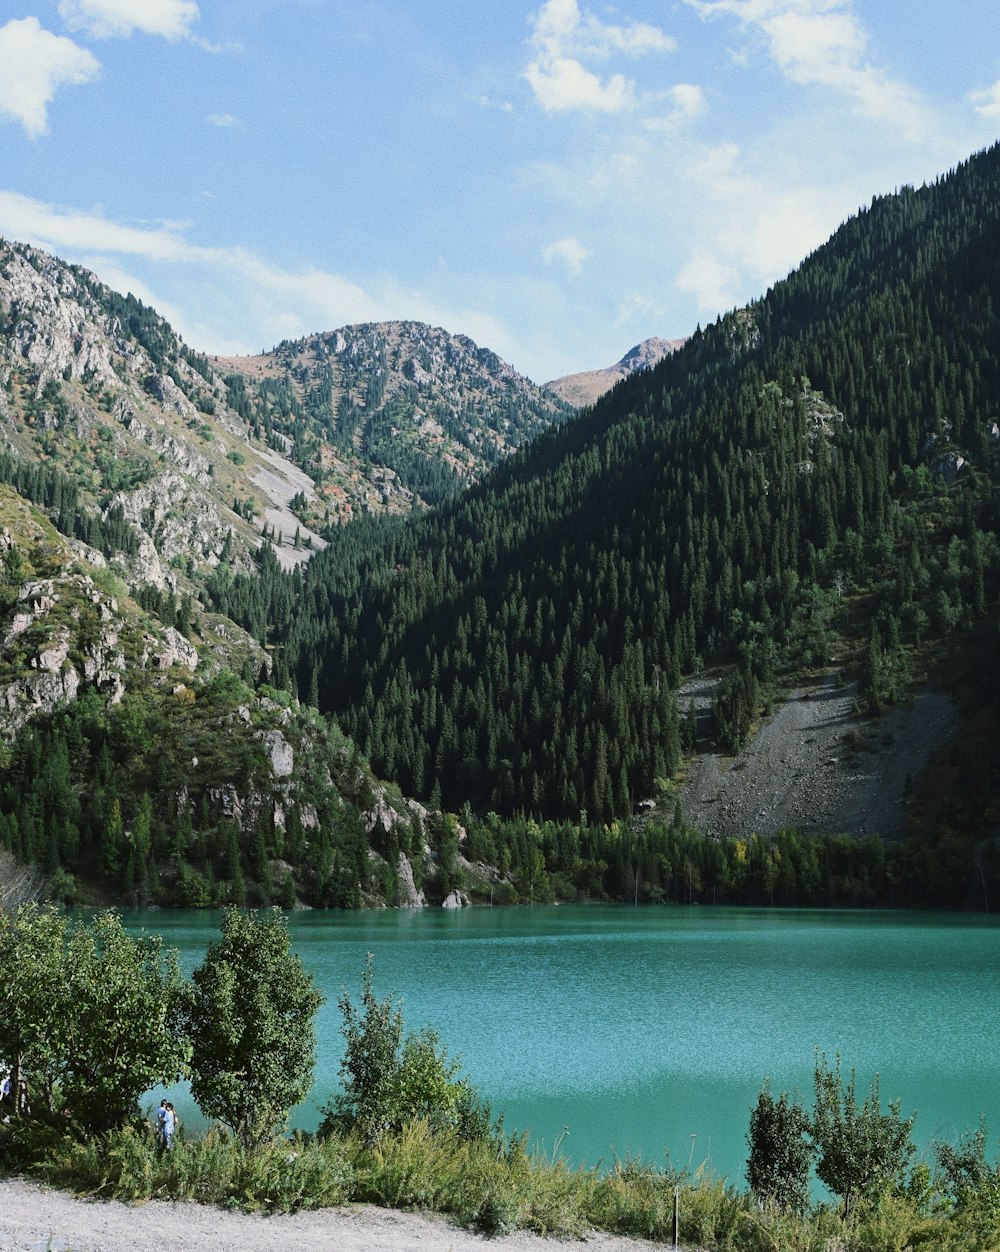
162,1101,177,1150
154,1098,167,1145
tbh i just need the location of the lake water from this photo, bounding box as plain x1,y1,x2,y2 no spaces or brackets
138,905,1000,1186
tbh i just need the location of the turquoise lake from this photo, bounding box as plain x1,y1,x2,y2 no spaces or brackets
136,905,1000,1186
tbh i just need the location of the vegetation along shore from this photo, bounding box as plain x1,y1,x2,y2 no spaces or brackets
1,904,999,1251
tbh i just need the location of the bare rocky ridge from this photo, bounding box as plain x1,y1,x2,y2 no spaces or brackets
676,672,959,840
543,336,686,408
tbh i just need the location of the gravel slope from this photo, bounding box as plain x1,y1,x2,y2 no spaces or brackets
677,672,958,840
1,1179,673,1252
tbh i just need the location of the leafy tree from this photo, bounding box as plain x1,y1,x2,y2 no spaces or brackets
0,903,68,1117
811,1051,915,1216
184,908,323,1148
746,1080,813,1212
935,1119,1000,1247
0,906,186,1132
322,955,487,1146
59,911,187,1132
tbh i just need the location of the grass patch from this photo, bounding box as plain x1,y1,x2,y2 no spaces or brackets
3,1117,991,1249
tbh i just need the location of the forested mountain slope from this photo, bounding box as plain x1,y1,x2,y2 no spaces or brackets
208,143,1000,850
0,242,557,910
214,321,572,520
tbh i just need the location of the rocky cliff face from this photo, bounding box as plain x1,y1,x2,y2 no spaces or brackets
0,238,531,910
0,237,329,591
0,240,571,580
0,484,201,734
543,336,687,408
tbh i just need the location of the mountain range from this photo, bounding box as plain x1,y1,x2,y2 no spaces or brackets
2,140,1000,914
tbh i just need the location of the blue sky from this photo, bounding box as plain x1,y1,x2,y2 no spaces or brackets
1,1,999,383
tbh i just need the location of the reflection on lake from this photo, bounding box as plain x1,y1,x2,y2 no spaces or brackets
133,905,1000,1182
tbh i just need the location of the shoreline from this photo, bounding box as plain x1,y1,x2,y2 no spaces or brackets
2,1177,674,1252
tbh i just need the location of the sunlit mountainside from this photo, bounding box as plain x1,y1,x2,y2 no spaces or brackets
2,141,1000,913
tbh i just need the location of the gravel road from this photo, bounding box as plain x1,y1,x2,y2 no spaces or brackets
1,1179,674,1252
677,672,958,840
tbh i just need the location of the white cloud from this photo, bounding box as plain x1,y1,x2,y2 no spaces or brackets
0,191,218,262
525,0,674,114
472,95,515,114
970,80,1000,120
614,291,665,328
676,251,741,317
526,57,635,113
683,0,931,142
0,18,100,139
531,0,674,62
0,191,537,370
543,237,590,274
58,0,200,41
207,112,239,128
644,83,708,130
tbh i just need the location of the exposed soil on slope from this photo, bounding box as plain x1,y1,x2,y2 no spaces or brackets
676,672,959,840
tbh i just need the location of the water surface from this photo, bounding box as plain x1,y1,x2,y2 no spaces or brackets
139,905,1000,1182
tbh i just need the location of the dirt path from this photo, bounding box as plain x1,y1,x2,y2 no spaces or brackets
677,672,958,840
1,1179,673,1252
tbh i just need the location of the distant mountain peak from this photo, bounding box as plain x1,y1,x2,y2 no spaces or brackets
543,336,686,408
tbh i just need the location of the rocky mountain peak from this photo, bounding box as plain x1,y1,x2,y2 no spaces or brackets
543,335,687,408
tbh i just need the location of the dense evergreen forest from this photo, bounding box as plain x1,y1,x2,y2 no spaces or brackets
205,145,1000,838
4,145,1000,912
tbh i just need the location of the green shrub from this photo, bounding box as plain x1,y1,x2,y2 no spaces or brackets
322,957,499,1149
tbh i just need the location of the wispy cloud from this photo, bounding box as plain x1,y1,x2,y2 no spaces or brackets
970,80,1000,119
525,0,674,114
472,94,515,114
207,112,239,128
58,0,201,41
676,250,741,317
0,191,537,371
643,83,708,130
0,18,100,139
684,0,931,142
543,237,590,274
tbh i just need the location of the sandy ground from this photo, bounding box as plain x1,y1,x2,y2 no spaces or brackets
1,1179,674,1252
677,672,958,840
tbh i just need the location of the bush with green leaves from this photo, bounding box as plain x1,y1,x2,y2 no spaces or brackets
746,1080,812,1212
184,907,323,1148
0,905,187,1133
321,955,495,1147
935,1119,1000,1249
811,1051,915,1217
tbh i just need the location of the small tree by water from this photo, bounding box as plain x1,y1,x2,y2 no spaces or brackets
184,908,323,1148
0,905,186,1133
811,1051,915,1216
321,954,495,1147
746,1081,812,1213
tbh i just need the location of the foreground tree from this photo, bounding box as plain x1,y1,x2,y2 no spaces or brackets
60,911,187,1132
0,904,68,1116
184,908,323,1148
0,906,186,1132
746,1080,813,1212
935,1120,1000,1247
811,1051,915,1216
